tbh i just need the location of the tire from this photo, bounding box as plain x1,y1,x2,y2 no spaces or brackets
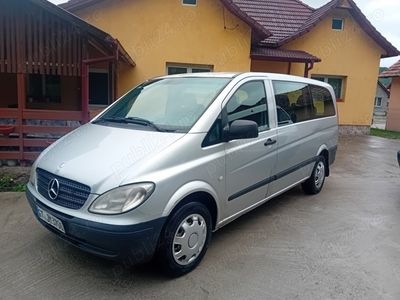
302,156,327,195
156,202,212,277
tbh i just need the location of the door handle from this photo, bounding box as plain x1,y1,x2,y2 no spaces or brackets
264,138,277,146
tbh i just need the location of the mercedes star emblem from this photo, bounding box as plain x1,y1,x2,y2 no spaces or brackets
48,178,60,200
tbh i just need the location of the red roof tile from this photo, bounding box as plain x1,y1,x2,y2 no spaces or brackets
251,47,321,63
228,0,314,45
380,60,400,78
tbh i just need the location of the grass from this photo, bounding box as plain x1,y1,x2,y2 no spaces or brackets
0,175,27,192
370,128,400,140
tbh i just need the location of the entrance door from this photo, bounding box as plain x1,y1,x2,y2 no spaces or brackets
224,79,278,219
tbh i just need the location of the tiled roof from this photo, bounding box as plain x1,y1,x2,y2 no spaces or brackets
228,0,314,46
251,47,321,63
380,60,400,78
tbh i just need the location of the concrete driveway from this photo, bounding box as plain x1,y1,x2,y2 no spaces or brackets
1,136,399,299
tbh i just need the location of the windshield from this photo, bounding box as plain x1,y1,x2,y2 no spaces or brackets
95,77,231,132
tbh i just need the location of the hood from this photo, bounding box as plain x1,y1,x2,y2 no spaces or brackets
37,123,184,193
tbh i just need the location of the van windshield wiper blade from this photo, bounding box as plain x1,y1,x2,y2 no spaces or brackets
98,116,168,132
125,117,165,132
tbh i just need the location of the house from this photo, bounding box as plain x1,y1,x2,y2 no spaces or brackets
61,0,399,135
374,81,390,117
1,0,398,163
380,60,400,132
0,0,135,162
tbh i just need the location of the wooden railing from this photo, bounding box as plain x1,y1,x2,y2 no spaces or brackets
0,108,83,162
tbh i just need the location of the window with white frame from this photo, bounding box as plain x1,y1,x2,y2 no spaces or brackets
167,64,212,75
375,97,382,107
312,75,346,100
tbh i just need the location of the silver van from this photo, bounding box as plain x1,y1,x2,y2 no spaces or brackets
26,72,338,276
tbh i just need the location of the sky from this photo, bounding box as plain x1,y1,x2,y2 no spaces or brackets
50,0,400,67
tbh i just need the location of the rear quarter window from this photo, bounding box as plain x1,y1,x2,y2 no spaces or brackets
310,85,336,118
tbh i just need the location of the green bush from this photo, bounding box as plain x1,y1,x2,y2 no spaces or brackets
0,176,26,192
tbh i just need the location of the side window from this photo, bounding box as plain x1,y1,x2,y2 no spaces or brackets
226,81,268,131
310,85,336,118
272,81,315,125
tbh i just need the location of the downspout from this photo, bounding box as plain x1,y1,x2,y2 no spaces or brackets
304,62,314,78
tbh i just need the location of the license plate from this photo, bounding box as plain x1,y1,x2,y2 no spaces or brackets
37,207,65,234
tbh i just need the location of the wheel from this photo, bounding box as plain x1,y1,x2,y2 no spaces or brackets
302,156,327,195
156,202,212,277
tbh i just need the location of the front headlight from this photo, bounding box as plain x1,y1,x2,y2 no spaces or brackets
89,183,155,215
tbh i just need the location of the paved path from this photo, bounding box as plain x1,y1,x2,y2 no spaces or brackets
0,136,399,299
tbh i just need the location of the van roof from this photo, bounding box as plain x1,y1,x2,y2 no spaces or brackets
158,72,332,87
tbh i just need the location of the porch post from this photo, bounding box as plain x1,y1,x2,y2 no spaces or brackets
287,62,292,75
81,63,90,123
114,61,118,101
16,73,26,162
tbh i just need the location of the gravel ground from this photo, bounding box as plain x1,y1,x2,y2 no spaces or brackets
0,136,399,299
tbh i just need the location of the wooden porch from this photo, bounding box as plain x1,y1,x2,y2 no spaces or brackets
0,0,134,163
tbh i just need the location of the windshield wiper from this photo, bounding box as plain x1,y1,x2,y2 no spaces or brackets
124,117,165,132
96,117,169,132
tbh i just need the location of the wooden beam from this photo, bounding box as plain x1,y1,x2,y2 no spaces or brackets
23,109,82,121
16,73,25,162
23,125,78,134
23,138,56,147
81,62,89,123
0,151,22,160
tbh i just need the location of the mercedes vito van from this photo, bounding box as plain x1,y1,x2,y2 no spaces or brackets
26,72,338,276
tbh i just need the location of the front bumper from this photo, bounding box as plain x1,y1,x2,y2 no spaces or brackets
26,188,166,264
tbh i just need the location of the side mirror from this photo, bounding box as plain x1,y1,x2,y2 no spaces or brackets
225,120,259,141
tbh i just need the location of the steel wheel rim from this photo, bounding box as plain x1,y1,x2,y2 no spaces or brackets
314,161,325,189
172,214,207,266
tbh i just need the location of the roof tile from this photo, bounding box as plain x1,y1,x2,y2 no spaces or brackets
230,0,313,45
251,47,321,62
380,60,400,78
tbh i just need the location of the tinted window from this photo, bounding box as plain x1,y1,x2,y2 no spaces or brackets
272,81,315,125
311,76,344,99
202,115,222,147
227,81,268,131
310,85,336,117
327,77,343,99
203,81,268,147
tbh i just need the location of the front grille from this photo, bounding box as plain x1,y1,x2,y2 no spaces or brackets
36,168,91,210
